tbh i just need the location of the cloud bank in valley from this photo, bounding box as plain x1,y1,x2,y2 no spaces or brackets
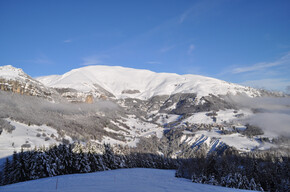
227,95,290,137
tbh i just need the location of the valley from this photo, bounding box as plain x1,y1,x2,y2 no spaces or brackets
0,65,289,191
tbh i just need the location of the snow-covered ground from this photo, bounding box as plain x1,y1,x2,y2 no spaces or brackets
101,115,163,147
0,119,72,159
181,109,253,125
1,168,254,192
181,128,275,152
0,116,162,161
156,113,181,125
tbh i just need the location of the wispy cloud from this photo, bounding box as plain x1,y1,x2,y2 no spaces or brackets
25,54,52,65
145,61,161,65
231,52,290,74
227,95,290,137
160,45,175,53
240,78,290,92
183,66,203,75
179,0,217,24
63,39,72,43
217,52,290,92
187,44,195,54
30,58,51,64
232,62,281,74
81,55,109,66
180,8,192,24
81,56,103,66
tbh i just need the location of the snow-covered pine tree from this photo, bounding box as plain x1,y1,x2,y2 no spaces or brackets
207,174,218,185
1,158,11,185
103,144,118,170
28,150,40,180
78,148,91,173
10,151,24,183
62,144,74,174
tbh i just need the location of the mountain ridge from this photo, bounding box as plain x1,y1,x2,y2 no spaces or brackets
36,65,261,100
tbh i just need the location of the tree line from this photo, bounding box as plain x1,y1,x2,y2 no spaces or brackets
1,143,289,191
0,143,178,186
176,147,289,191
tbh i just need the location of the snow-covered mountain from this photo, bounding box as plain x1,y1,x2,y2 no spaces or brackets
0,65,56,100
0,65,287,161
36,65,261,100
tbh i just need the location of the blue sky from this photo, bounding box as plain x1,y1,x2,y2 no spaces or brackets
1,0,290,92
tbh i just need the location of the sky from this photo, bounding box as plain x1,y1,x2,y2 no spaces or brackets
0,0,290,92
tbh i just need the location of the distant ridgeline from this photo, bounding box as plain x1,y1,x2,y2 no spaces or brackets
0,143,289,191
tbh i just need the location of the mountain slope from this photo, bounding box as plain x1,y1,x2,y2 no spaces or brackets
37,65,261,100
0,65,56,100
1,168,253,192
0,65,285,158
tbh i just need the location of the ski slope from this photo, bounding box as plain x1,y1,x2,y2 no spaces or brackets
1,168,254,192
37,65,260,100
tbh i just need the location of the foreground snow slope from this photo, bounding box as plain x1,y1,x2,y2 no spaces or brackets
37,65,260,99
1,168,253,192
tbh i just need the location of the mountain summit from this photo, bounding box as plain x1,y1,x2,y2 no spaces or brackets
36,65,261,100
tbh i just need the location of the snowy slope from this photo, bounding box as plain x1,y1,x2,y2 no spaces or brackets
180,109,253,125
100,115,163,147
0,65,55,99
0,65,29,81
181,129,263,152
37,65,261,100
0,65,46,88
1,168,253,192
0,119,72,159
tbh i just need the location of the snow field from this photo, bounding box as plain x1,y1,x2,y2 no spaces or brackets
102,116,163,147
0,168,254,192
0,119,72,159
182,128,274,152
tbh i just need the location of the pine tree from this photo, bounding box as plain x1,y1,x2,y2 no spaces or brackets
10,151,23,183
2,158,11,185
34,152,48,178
78,148,91,173
62,144,74,174
103,144,118,169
